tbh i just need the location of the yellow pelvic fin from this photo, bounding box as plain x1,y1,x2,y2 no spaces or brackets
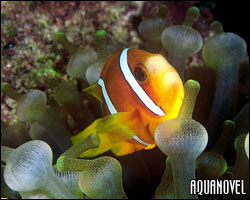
71,110,141,157
79,132,123,157
83,82,103,103
111,142,145,156
144,143,156,150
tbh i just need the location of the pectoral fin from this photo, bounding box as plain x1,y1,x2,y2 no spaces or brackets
111,142,140,156
71,110,141,157
111,142,156,156
79,132,129,157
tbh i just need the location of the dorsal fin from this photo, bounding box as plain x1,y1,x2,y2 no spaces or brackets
83,82,103,103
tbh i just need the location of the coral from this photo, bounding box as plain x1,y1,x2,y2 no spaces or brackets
196,152,227,180
53,167,83,199
155,80,208,199
232,135,249,185
59,155,127,199
1,2,249,199
1,1,143,124
1,122,31,148
56,134,127,199
161,6,203,80
53,81,95,129
85,30,109,85
245,133,249,159
1,140,75,198
138,5,169,52
211,120,235,155
154,157,174,199
16,89,72,151
66,48,97,80
203,22,247,148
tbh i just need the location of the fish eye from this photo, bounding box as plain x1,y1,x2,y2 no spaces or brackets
134,65,147,82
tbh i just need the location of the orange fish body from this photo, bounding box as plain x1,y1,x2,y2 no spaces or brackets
71,48,184,157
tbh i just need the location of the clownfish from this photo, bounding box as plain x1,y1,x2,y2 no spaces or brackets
71,48,184,157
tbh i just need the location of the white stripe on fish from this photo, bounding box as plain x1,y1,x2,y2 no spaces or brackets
119,48,165,116
98,78,150,146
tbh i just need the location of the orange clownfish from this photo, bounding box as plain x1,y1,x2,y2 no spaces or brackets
71,48,184,157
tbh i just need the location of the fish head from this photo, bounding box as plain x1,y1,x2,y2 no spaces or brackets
127,49,184,121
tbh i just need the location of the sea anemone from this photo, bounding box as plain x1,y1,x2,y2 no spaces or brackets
1,2,248,199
